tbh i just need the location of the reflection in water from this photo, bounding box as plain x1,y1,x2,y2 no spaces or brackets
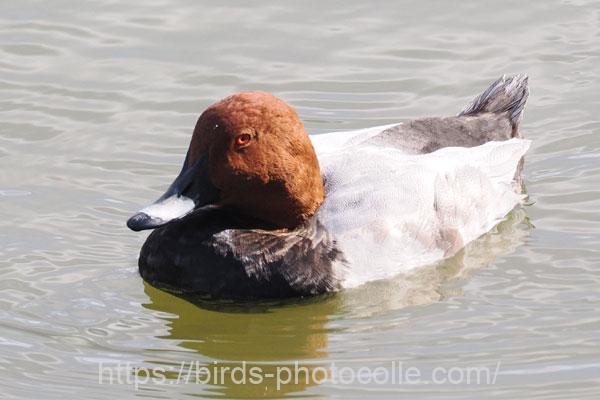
142,284,338,397
140,207,529,397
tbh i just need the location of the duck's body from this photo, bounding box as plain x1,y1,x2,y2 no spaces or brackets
129,75,530,299
315,134,529,288
139,209,344,298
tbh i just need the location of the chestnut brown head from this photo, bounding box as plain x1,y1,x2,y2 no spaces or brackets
127,92,324,231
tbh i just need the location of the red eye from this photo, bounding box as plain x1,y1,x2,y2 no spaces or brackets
235,133,252,147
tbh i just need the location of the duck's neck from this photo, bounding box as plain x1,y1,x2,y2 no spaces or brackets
221,176,324,230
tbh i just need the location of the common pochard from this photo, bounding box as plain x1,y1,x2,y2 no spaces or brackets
127,74,530,299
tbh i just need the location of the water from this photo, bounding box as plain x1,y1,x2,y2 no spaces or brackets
1,0,599,398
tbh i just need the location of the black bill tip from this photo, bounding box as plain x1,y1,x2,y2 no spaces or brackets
127,212,164,232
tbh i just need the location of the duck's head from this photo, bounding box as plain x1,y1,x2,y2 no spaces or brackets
127,92,324,231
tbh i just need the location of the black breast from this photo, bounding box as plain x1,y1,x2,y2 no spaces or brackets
138,209,346,299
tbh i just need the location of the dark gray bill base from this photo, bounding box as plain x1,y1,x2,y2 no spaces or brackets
126,152,219,231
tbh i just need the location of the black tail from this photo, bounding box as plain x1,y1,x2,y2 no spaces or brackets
458,74,529,136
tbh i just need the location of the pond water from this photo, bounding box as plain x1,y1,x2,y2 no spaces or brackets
1,0,599,398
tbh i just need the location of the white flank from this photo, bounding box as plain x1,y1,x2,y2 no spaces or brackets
310,131,531,288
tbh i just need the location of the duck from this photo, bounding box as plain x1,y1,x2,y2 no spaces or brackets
127,74,530,299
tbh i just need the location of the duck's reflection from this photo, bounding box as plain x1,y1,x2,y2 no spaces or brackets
141,207,530,397
142,284,338,397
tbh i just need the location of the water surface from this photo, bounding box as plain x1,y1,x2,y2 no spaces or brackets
1,0,600,398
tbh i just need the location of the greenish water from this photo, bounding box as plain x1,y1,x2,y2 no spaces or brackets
1,0,599,398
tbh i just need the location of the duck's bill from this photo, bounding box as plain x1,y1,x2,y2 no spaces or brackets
126,153,219,231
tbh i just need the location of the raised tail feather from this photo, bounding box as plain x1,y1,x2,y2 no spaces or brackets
458,74,529,136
